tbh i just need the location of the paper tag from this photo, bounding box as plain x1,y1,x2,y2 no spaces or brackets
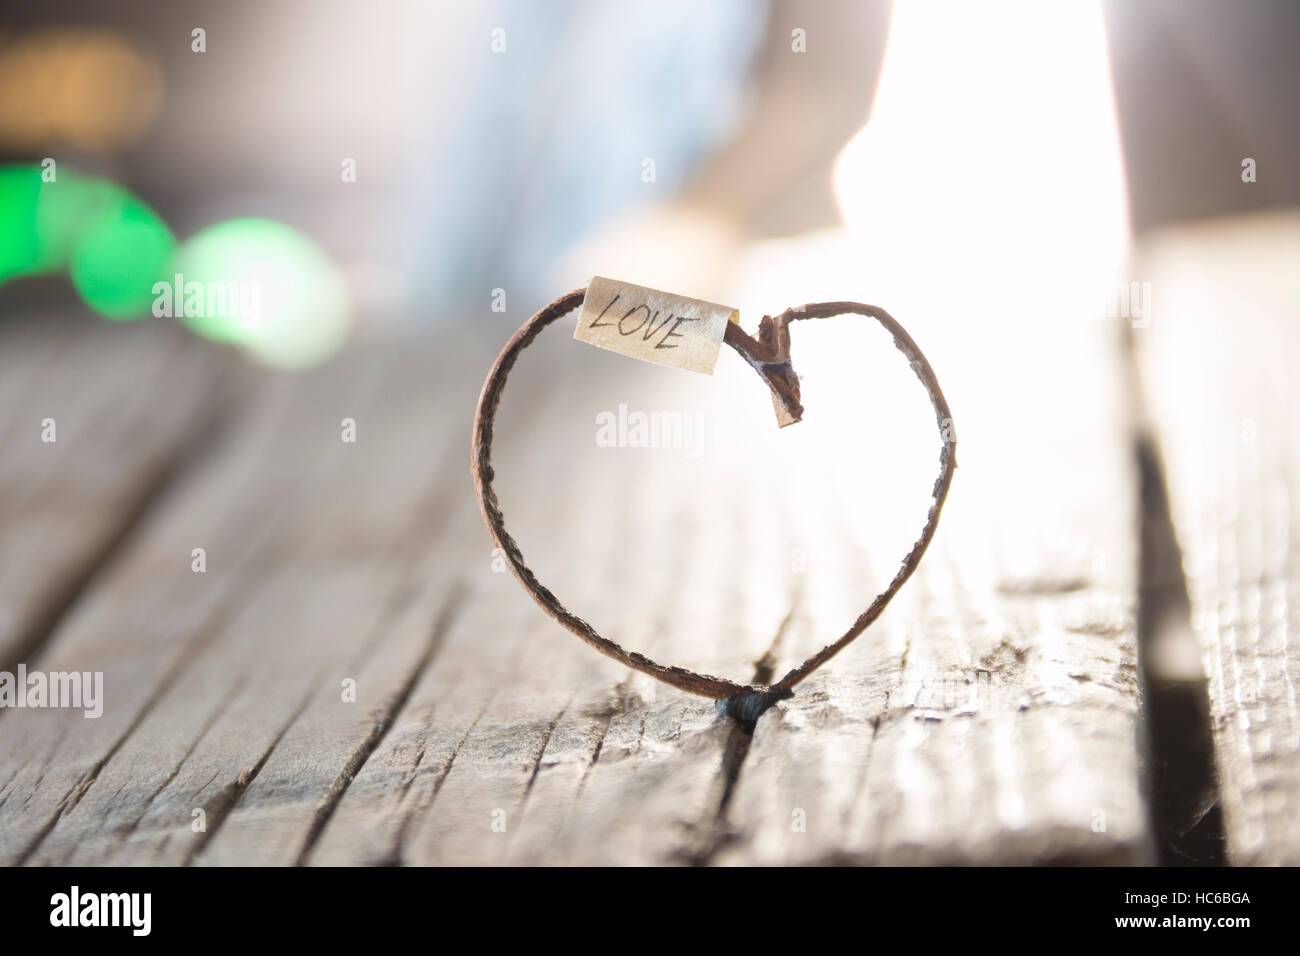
574,276,737,375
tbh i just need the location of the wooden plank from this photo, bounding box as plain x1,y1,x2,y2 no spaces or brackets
495,373,806,866
1134,211,1300,865
0,314,240,671
307,345,789,865
189,353,493,865
706,260,1152,864
10,335,479,866
0,335,386,863
2,282,1155,865
310,282,1148,864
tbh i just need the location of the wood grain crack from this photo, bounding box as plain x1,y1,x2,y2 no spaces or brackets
384,701,489,866
180,690,314,865
683,598,802,864
295,585,466,865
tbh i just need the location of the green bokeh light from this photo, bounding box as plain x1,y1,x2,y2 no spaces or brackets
0,164,174,319
67,186,174,319
38,174,126,272
2,168,350,368
0,165,47,280
167,218,351,368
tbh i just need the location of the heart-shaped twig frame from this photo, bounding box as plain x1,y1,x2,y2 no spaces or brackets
471,289,957,708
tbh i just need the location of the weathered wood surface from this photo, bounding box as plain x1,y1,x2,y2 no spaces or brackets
1,331,459,865
1134,211,1300,865
0,314,240,673
708,273,1148,865
0,287,1154,865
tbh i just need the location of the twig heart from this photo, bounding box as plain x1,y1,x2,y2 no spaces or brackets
471,289,957,726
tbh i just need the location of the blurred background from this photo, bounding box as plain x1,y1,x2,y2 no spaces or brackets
2,0,1295,361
